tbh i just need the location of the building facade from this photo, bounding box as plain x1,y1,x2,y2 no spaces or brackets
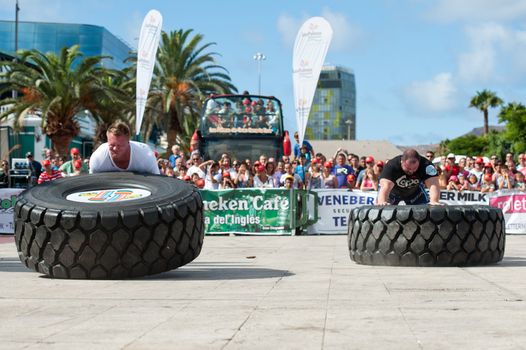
0,20,132,70
305,65,356,140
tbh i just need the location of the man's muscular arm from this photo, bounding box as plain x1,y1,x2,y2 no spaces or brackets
376,178,394,205
425,176,442,205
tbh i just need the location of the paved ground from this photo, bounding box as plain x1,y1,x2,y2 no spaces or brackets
0,234,525,350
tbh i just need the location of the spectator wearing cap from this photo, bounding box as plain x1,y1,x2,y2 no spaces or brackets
332,151,355,188
356,156,375,189
446,175,461,191
26,152,42,185
60,147,88,176
254,164,274,188
283,174,295,189
293,131,314,160
280,162,303,189
443,153,460,182
481,173,495,193
374,160,384,177
37,160,62,184
517,154,526,176
322,161,337,188
219,170,235,189
469,157,485,184
346,174,356,190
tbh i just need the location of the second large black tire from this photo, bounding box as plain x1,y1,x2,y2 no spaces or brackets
14,172,204,279
348,205,505,267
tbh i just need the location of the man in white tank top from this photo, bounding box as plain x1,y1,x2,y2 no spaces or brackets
89,120,160,174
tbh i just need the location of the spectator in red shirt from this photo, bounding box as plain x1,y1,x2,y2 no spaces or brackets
443,153,460,181
37,160,62,184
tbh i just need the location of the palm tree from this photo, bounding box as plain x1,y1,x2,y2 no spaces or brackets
0,45,119,157
498,102,526,153
91,66,136,148
147,29,237,150
469,89,503,136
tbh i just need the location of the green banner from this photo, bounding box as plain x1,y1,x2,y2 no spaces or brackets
201,189,295,235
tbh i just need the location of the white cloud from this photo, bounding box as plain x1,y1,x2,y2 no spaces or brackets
276,9,364,52
320,8,364,52
277,13,302,47
426,0,526,22
457,23,526,83
402,73,458,113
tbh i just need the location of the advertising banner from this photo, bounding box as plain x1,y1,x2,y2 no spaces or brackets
136,9,162,135
0,188,23,234
489,191,526,234
307,189,376,235
292,17,332,145
201,189,295,235
439,190,489,205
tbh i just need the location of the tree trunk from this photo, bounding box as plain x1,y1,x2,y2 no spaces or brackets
50,133,74,160
167,110,182,152
484,109,489,135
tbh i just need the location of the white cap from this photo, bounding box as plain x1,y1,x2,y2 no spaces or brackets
447,153,455,159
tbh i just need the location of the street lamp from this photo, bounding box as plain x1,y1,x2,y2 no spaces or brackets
345,119,354,140
253,52,266,95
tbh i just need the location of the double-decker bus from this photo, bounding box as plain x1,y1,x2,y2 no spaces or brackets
198,94,285,161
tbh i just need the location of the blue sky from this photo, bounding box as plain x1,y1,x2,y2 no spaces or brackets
2,0,526,145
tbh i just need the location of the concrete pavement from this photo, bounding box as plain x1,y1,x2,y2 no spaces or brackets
0,234,525,349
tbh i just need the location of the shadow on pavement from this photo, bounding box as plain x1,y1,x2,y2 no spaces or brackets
498,256,526,267
0,257,29,273
144,266,294,281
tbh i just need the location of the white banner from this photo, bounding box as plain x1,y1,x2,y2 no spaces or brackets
489,191,526,234
307,189,376,235
136,9,163,135
0,188,23,234
308,189,492,235
292,17,332,145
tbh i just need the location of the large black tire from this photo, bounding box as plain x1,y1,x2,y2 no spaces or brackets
14,172,204,279
348,205,505,267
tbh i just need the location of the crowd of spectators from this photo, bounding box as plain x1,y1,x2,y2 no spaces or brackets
425,151,526,193
1,143,525,193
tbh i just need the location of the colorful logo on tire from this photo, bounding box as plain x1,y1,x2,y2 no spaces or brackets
66,188,151,203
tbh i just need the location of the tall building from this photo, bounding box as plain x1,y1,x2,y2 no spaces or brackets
305,65,356,140
0,20,132,70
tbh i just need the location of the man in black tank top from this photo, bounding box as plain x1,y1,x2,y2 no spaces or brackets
377,149,441,205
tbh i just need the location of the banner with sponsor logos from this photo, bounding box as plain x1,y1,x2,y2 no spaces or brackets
489,191,526,234
292,17,332,145
0,188,23,234
136,9,162,135
201,189,295,235
307,189,491,235
307,189,376,235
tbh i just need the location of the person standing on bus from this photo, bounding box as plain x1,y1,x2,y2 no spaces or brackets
293,131,315,160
